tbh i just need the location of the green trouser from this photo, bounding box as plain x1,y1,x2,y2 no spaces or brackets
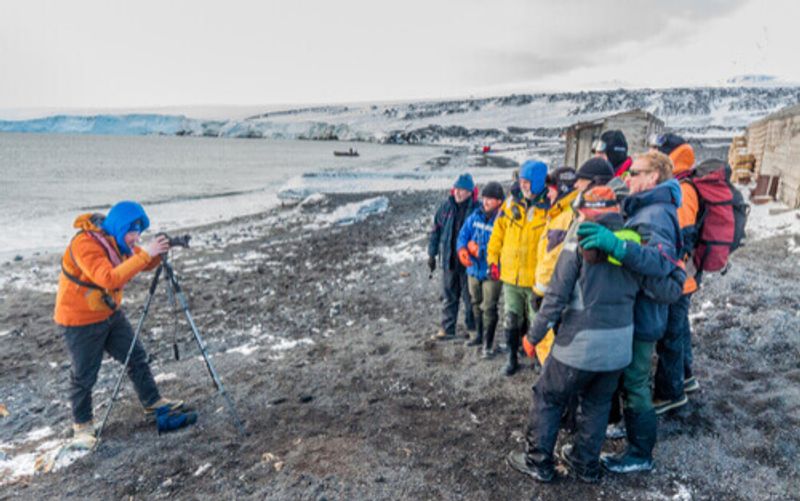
467,276,502,328
622,340,656,413
502,283,536,328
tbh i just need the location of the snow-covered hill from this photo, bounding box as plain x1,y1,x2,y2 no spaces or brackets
2,86,799,146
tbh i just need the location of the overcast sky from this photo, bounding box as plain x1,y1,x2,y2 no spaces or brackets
1,0,798,112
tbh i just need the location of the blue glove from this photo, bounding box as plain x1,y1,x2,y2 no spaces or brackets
155,405,198,434
577,222,627,262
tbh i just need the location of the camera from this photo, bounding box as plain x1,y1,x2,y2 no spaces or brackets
157,232,191,248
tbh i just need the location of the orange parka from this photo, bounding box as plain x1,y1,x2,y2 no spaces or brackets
54,213,160,326
670,144,699,294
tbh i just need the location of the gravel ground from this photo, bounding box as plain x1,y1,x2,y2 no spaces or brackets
1,189,798,500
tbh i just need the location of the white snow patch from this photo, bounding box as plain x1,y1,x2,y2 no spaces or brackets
154,372,178,383
24,427,54,442
193,462,212,477
0,330,10,337
228,344,258,356
299,192,327,207
0,429,89,486
746,201,800,241
317,196,389,226
370,237,427,266
0,452,37,483
270,338,314,351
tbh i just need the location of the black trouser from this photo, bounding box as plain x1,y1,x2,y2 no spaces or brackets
526,357,621,472
441,265,475,336
655,294,692,400
61,311,160,424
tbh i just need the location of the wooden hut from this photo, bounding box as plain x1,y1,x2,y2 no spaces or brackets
563,109,664,169
742,103,800,208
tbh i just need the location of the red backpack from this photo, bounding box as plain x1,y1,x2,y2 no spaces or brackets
684,159,749,273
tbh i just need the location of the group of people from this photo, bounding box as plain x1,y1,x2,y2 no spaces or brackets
427,130,706,483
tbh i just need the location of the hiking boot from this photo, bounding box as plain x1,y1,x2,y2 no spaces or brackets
466,331,483,346
506,451,555,483
600,451,654,474
504,352,519,376
71,420,97,450
559,444,601,484
481,345,493,359
684,377,700,394
653,394,688,415
431,328,455,341
605,422,626,440
144,397,185,416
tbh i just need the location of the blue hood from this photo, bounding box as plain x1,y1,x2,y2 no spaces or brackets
623,179,681,216
101,201,150,256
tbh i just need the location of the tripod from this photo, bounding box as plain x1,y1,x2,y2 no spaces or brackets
94,253,246,449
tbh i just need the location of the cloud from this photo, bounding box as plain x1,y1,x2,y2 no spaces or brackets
455,0,751,87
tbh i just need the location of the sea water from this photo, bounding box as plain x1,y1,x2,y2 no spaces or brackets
1,133,514,261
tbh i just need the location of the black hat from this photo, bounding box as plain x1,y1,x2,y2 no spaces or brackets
650,132,687,155
481,181,505,200
576,157,615,184
546,167,577,197
598,130,628,169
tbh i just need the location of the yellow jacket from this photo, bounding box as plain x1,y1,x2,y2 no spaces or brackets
533,190,579,297
486,192,548,288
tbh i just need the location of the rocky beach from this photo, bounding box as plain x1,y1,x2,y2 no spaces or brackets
1,188,799,500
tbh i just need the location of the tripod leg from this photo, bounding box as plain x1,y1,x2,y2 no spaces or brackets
163,261,246,435
93,265,162,450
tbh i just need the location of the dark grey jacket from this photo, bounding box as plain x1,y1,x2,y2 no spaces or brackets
530,213,640,372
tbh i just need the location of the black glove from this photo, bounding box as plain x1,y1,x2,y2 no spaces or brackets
427,256,437,273
531,294,544,312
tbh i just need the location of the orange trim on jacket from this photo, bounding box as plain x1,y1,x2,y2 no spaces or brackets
54,213,160,326
670,144,699,294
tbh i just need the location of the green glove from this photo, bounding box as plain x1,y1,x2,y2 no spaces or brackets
577,222,627,262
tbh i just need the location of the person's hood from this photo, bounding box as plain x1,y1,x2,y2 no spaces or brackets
669,143,695,176
73,213,105,233
100,201,150,256
623,179,682,215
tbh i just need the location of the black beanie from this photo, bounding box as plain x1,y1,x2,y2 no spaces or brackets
576,157,615,184
481,181,505,200
600,130,628,169
546,167,577,197
654,132,687,155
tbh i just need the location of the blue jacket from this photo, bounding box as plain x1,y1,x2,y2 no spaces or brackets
456,205,499,280
620,180,683,341
428,193,478,271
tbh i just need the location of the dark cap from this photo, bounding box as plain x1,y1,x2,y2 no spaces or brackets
576,157,615,184
546,167,577,197
481,181,505,200
649,132,687,155
598,130,628,168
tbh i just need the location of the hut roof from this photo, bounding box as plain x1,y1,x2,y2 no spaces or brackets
566,108,663,132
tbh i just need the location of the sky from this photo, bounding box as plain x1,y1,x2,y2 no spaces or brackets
1,0,799,113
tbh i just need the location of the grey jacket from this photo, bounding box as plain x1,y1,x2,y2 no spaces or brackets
530,214,636,372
